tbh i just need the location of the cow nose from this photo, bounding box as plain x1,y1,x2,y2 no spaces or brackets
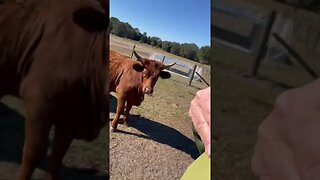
144,87,153,94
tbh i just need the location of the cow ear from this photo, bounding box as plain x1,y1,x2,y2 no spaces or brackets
132,63,144,72
160,71,171,79
73,7,108,32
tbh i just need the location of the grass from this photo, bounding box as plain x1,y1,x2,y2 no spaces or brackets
212,70,277,179
212,39,315,179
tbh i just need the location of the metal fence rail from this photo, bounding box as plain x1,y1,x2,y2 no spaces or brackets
150,53,206,84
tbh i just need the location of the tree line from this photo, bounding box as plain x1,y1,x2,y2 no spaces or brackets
110,17,210,65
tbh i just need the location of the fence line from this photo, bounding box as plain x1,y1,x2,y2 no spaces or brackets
129,46,209,86
188,65,197,86
195,72,210,86
272,33,318,79
130,45,136,58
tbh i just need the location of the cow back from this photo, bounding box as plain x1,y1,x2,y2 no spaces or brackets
109,50,143,93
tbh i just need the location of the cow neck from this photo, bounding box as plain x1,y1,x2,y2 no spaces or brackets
79,31,107,139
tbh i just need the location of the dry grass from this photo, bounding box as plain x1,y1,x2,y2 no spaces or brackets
212,39,315,179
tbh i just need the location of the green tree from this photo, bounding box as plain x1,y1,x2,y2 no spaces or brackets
157,40,162,48
150,36,161,47
179,43,199,60
197,46,210,64
139,32,148,43
169,42,181,55
110,17,119,31
146,36,151,45
133,28,142,41
110,17,120,34
161,41,171,52
109,16,210,62
111,22,127,37
123,22,135,39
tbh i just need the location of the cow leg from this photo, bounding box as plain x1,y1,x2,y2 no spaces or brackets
19,102,52,180
45,126,72,180
123,102,132,126
111,96,125,132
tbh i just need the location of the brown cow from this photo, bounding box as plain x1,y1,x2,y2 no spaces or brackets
109,50,175,131
0,0,108,179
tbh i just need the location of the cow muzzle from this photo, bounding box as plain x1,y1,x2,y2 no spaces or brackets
144,87,153,94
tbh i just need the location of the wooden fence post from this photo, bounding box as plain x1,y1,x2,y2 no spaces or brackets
188,65,197,86
272,33,318,79
130,45,136,58
161,56,166,63
250,11,276,76
195,72,210,86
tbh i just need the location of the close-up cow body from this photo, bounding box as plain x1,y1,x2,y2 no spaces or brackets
109,50,175,131
0,0,108,179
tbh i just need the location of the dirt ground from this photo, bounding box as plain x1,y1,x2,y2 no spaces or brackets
109,75,206,180
0,78,205,180
212,40,315,179
0,95,108,180
109,36,210,179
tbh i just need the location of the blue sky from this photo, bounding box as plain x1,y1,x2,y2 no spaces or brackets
110,0,210,47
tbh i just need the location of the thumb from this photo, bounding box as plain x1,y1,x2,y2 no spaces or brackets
196,121,211,156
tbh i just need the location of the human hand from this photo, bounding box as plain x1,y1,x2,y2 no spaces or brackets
252,79,320,180
189,87,211,156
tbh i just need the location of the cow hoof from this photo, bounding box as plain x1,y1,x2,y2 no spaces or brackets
110,127,117,132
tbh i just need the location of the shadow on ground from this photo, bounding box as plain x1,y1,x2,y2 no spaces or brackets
113,114,199,159
59,167,107,180
0,102,106,179
0,102,24,164
109,94,117,113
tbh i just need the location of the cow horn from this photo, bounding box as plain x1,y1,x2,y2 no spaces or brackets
163,62,176,69
133,50,143,62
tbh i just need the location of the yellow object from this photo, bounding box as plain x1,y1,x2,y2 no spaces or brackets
181,153,211,180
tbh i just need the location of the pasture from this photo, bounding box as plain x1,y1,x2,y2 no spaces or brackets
212,3,320,178
109,35,209,179
110,34,211,83
212,40,315,179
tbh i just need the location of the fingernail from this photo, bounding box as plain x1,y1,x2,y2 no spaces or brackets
205,144,211,156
